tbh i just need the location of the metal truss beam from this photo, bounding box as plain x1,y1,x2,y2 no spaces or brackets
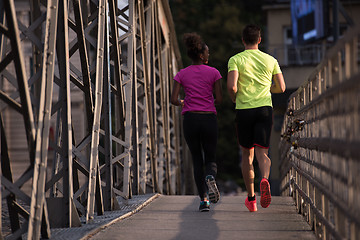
0,0,183,238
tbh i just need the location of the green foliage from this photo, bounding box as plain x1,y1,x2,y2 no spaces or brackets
169,0,265,187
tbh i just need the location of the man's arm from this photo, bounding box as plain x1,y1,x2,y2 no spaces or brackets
270,73,286,93
227,70,238,103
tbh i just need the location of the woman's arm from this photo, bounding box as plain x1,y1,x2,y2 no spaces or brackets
170,81,183,106
227,70,238,103
270,73,286,93
214,79,223,105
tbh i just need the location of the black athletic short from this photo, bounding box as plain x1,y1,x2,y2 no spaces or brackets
235,106,273,149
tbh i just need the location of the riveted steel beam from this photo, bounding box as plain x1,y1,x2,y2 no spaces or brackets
1,0,183,237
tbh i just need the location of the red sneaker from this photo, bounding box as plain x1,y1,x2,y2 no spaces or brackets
245,196,257,212
260,178,271,208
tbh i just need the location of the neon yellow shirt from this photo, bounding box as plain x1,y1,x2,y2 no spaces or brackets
228,49,282,109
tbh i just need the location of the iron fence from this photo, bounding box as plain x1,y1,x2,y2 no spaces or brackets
280,25,360,240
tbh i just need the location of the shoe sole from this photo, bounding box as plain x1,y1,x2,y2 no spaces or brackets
199,207,210,212
260,180,271,208
206,178,220,203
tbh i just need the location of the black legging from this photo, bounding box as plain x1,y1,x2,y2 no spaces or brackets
183,112,218,200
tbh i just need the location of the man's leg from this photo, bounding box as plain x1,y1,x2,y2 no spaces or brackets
255,146,272,208
240,147,255,197
254,147,271,179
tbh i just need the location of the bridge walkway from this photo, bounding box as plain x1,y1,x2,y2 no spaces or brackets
86,195,316,240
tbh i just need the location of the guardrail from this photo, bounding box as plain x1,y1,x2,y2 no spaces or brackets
280,25,360,240
268,43,327,66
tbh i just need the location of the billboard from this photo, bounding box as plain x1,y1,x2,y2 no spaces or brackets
291,0,328,45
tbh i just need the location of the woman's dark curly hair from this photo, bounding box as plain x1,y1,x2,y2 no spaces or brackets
183,33,206,61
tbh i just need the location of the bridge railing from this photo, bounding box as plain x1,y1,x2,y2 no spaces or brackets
280,25,360,240
268,43,328,66
0,0,183,239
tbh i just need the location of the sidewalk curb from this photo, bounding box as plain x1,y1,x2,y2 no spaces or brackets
80,193,160,240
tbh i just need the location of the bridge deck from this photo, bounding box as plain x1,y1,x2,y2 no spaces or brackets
88,195,316,240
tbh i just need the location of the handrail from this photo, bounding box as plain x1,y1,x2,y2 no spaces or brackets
280,24,360,240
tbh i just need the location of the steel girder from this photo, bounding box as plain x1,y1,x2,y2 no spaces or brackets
0,0,42,239
0,0,182,238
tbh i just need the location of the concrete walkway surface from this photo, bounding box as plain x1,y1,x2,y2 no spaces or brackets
47,194,158,240
88,195,317,240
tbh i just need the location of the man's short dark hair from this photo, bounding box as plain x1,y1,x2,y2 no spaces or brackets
242,24,261,45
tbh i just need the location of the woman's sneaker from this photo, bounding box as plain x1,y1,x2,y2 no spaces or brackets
199,200,210,212
205,175,220,203
260,178,271,208
245,196,257,212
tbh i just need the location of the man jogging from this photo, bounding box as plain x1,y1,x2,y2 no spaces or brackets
227,24,286,212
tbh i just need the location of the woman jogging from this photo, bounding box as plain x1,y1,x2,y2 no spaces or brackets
171,32,222,212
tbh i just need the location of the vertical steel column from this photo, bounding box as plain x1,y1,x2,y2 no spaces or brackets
106,0,134,200
108,0,124,198
152,0,163,193
1,0,38,239
145,0,154,194
155,0,172,194
55,0,80,227
163,48,173,194
27,0,59,238
138,0,158,194
168,42,182,194
122,0,135,198
66,0,95,217
153,1,166,193
130,0,152,196
153,0,170,194
138,0,153,195
86,0,106,222
67,0,94,213
133,0,155,195
107,0,126,204
102,1,113,211
131,0,140,194
131,0,144,196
